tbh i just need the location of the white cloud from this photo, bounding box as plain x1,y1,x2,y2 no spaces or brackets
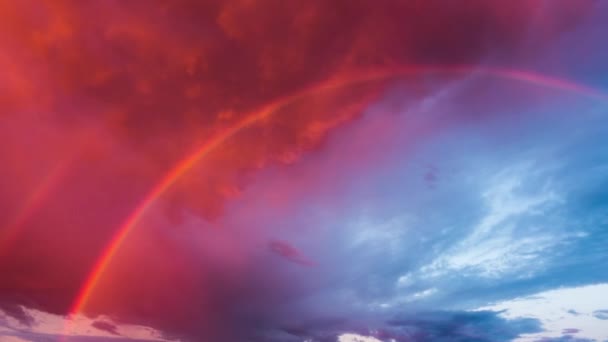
338,333,383,342
476,283,608,341
421,162,564,279
349,214,411,256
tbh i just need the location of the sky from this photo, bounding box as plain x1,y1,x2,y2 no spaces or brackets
0,1,607,341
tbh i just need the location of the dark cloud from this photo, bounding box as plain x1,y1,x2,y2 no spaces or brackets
593,310,608,320
0,302,34,327
386,310,542,342
423,165,439,189
91,321,119,336
535,336,596,342
268,239,316,267
206,310,542,342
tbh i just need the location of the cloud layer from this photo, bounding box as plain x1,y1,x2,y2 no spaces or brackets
1,1,607,341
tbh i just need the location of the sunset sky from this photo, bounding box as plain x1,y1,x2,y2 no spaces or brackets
0,1,607,341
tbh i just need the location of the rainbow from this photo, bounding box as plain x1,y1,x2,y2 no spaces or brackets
0,159,72,258
65,65,607,331
0,128,99,259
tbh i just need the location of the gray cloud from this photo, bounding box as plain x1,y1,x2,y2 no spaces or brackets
593,310,608,320
91,321,119,336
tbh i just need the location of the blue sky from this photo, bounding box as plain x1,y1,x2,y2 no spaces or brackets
198,70,608,340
